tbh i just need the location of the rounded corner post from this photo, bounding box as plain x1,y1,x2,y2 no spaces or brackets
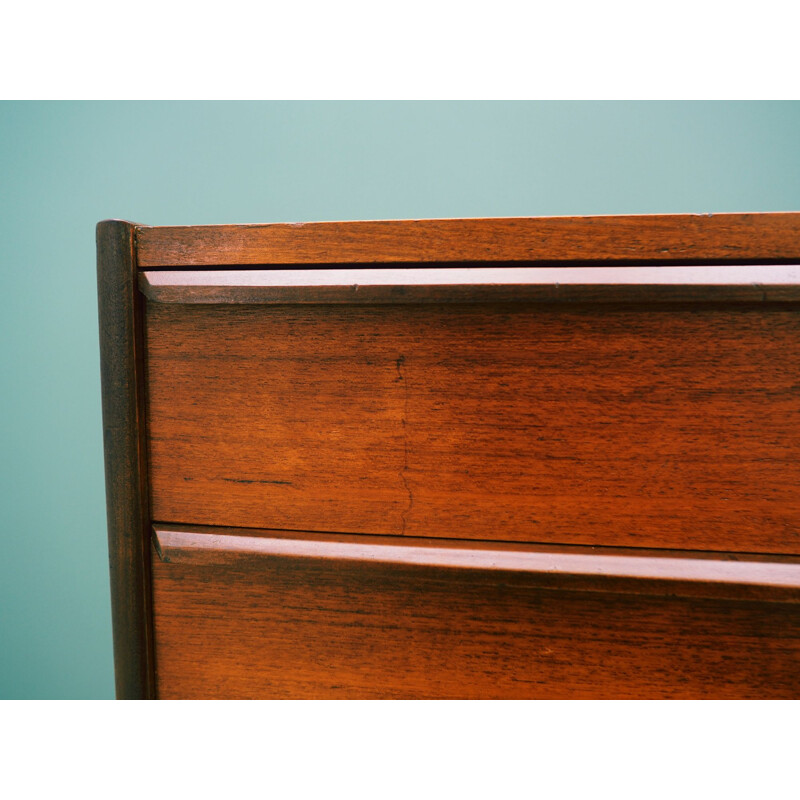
96,219,155,699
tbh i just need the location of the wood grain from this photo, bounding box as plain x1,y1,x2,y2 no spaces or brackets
96,220,155,699
139,265,800,305
100,213,800,700
145,301,800,553
150,527,800,699
135,213,800,267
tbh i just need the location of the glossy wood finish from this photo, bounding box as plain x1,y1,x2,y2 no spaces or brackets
151,526,800,699
96,220,155,699
145,301,800,553
154,525,800,604
99,213,800,699
136,213,800,267
139,265,800,305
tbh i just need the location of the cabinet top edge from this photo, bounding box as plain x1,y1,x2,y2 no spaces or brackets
115,213,800,268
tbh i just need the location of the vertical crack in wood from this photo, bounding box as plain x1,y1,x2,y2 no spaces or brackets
396,355,413,534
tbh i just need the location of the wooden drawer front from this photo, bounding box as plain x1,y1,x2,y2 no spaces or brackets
145,302,800,554
151,526,800,699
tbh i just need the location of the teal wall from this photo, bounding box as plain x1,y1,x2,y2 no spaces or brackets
2,101,799,698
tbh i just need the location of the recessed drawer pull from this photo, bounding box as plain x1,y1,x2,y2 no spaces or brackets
138,265,800,305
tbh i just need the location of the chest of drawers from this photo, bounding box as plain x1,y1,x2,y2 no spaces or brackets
97,213,800,698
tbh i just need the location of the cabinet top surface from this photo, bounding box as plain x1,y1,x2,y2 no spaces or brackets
98,212,800,268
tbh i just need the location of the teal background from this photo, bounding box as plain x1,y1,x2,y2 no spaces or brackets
1,101,800,699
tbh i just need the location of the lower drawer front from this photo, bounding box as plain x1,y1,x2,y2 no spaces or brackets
151,527,800,699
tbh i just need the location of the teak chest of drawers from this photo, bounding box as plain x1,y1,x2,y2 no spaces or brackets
97,213,800,699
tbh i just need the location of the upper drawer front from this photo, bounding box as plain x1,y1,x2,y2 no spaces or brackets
145,301,800,553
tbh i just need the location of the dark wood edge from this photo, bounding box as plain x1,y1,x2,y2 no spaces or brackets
153,525,800,604
97,219,156,700
138,266,800,305
135,213,800,267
